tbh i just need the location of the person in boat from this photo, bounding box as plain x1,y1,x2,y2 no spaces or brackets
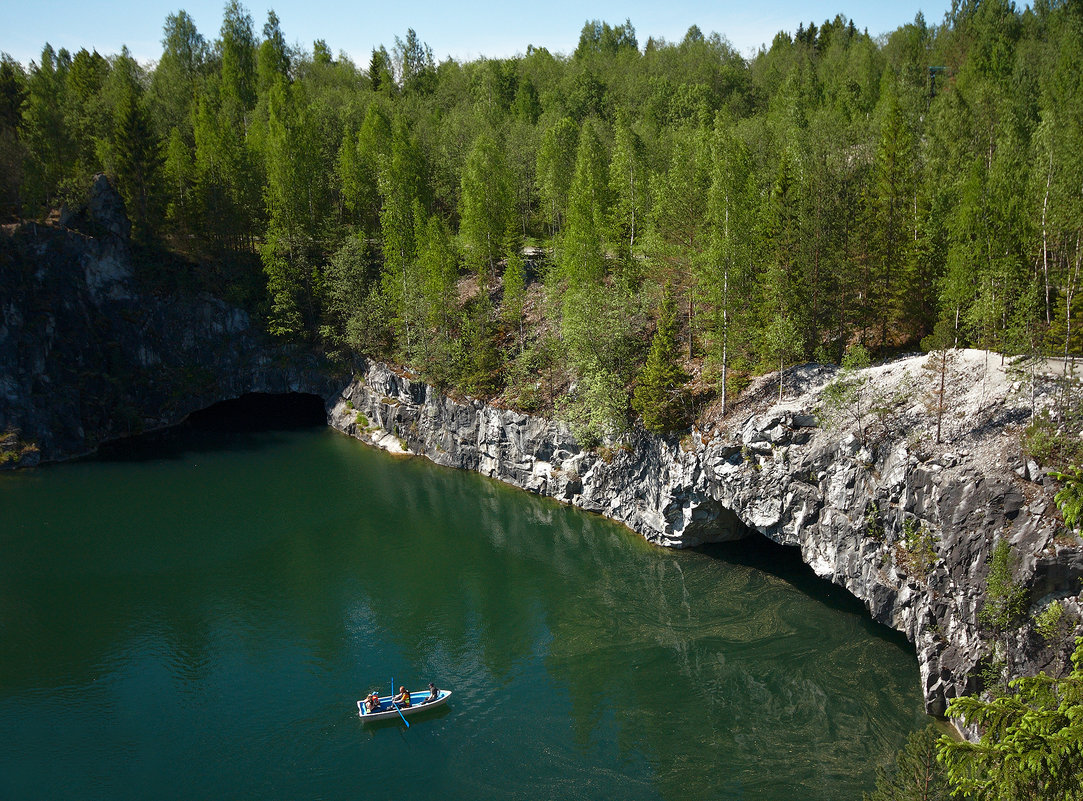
393,686,411,707
425,682,439,703
365,692,381,713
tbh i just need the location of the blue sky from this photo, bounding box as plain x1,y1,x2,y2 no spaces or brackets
2,0,954,67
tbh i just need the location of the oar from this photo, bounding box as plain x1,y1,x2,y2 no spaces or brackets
391,676,409,728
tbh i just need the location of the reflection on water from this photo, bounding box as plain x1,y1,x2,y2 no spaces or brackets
0,426,926,801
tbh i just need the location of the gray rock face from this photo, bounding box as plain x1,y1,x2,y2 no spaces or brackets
0,215,338,462
330,360,1082,717
4,202,1079,724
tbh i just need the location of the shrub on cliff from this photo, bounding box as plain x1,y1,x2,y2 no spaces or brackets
1053,465,1083,532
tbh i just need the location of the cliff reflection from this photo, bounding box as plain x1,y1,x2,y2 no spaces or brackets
0,428,925,801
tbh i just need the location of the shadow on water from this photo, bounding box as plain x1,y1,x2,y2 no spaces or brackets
695,535,914,651
93,392,327,462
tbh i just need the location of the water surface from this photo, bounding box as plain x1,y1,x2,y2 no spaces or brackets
0,419,926,800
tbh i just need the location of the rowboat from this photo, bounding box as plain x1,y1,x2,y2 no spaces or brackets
357,689,452,722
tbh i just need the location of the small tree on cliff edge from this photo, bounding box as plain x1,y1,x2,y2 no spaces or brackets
633,287,689,434
921,318,957,444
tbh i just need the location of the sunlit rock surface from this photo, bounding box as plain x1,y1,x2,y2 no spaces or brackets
331,359,1082,717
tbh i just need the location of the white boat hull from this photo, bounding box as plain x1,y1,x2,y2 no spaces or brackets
357,689,451,722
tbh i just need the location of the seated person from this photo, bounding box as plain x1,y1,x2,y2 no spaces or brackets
425,682,439,703
365,692,381,713
393,686,411,707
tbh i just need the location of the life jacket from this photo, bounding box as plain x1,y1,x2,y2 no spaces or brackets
398,692,411,707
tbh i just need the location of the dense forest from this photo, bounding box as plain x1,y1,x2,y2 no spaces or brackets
1,0,1081,448
3,6,1083,796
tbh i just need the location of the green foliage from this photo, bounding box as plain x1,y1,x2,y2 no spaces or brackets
459,133,512,283
320,235,379,355
7,3,1083,419
457,298,502,398
864,724,951,801
1034,601,1064,645
1052,465,1083,532
560,120,609,288
898,517,939,578
979,539,1029,636
501,242,527,343
865,504,884,541
633,287,688,434
937,637,1083,801
558,282,637,445
109,68,163,242
921,319,958,445
535,117,578,236
763,313,801,401
820,344,872,438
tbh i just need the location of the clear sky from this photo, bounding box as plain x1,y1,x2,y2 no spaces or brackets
1,0,955,68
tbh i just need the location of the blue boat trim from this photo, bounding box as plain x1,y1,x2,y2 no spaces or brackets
357,689,452,722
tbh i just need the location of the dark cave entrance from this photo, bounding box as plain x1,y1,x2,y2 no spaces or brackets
93,392,328,461
185,392,327,431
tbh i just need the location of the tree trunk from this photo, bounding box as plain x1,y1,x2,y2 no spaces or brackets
721,267,729,416
936,349,947,444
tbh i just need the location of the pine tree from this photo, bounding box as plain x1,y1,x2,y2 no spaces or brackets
0,55,27,215
633,288,689,434
649,124,711,358
150,11,206,141
20,44,76,213
260,78,327,338
111,82,163,242
377,117,424,355
560,120,609,288
869,82,917,354
864,724,951,801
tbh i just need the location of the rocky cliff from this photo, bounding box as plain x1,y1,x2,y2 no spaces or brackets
330,357,1083,716
0,175,338,465
4,176,1080,720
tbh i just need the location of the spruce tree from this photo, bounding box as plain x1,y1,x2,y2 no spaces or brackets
864,724,950,801
633,288,689,434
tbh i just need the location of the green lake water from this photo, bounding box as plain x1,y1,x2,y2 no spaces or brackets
0,411,927,800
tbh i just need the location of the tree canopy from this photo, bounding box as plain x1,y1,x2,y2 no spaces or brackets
2,3,1081,440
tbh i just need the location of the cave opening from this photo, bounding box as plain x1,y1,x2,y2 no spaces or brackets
185,392,327,431
94,392,327,461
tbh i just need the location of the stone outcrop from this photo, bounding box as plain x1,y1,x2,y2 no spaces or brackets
0,177,338,462
3,178,1080,721
330,358,1083,716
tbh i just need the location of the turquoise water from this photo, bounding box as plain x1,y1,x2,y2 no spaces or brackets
0,420,926,800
